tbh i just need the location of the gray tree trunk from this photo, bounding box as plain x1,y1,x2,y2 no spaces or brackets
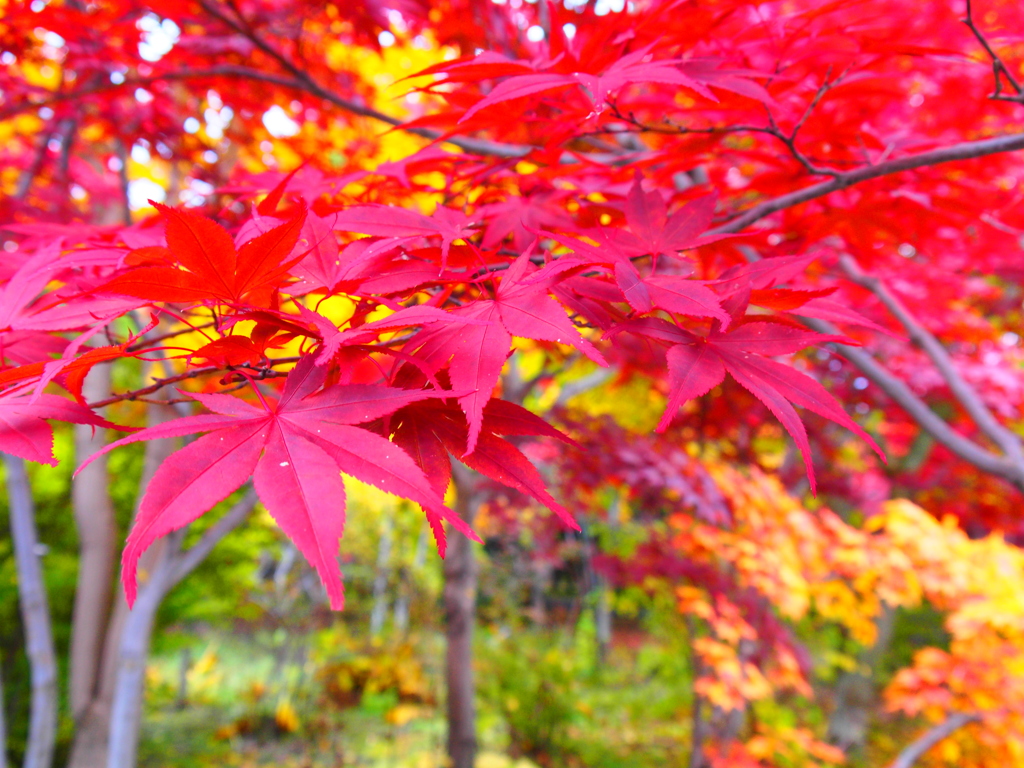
106,529,183,768
594,492,620,660
369,517,393,636
67,402,178,768
104,489,256,768
3,454,57,768
69,366,117,723
445,464,481,768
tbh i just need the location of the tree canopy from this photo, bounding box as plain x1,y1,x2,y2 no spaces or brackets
2,0,1024,766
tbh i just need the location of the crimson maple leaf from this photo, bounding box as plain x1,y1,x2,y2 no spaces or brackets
456,43,719,122
624,317,885,492
389,394,581,531
608,177,732,263
410,252,607,454
101,203,307,305
0,242,137,333
715,254,893,334
0,388,126,465
330,204,476,271
538,230,729,326
79,357,477,610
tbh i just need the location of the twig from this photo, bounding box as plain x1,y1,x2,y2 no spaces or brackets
200,0,533,158
771,67,845,176
963,0,1024,103
126,320,219,352
113,137,132,227
87,357,296,408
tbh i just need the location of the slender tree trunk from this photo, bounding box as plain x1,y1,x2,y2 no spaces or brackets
106,530,183,768
593,492,620,661
69,366,117,723
4,454,57,768
174,648,191,710
0,656,8,768
688,693,707,768
369,517,393,636
104,489,256,768
686,616,707,768
67,402,178,768
529,558,550,626
445,464,480,768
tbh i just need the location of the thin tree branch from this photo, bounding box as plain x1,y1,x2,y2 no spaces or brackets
837,254,1024,466
769,66,846,177
554,367,615,407
0,64,531,159
113,138,132,227
87,357,297,408
210,0,537,160
14,127,54,201
711,131,1024,235
797,316,1021,487
887,712,980,768
169,488,258,586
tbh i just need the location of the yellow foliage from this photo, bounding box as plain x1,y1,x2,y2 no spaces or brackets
384,703,425,726
274,697,300,733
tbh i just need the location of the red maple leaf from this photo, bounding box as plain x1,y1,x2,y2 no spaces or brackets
624,317,885,493
101,203,307,305
389,393,581,531
538,228,730,326
330,204,476,271
609,176,733,262
0,388,127,465
410,252,607,453
79,357,478,610
456,43,720,123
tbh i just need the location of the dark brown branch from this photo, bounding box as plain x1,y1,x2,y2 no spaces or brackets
767,67,845,177
126,320,218,353
87,357,296,408
887,712,980,768
711,131,1024,235
113,138,132,227
0,64,531,160
200,0,533,158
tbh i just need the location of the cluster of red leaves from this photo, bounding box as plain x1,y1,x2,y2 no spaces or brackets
3,0,1024,609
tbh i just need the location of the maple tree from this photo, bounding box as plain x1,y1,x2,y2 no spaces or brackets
2,0,1024,766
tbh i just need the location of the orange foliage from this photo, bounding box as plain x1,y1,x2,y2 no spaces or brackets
669,466,1024,765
